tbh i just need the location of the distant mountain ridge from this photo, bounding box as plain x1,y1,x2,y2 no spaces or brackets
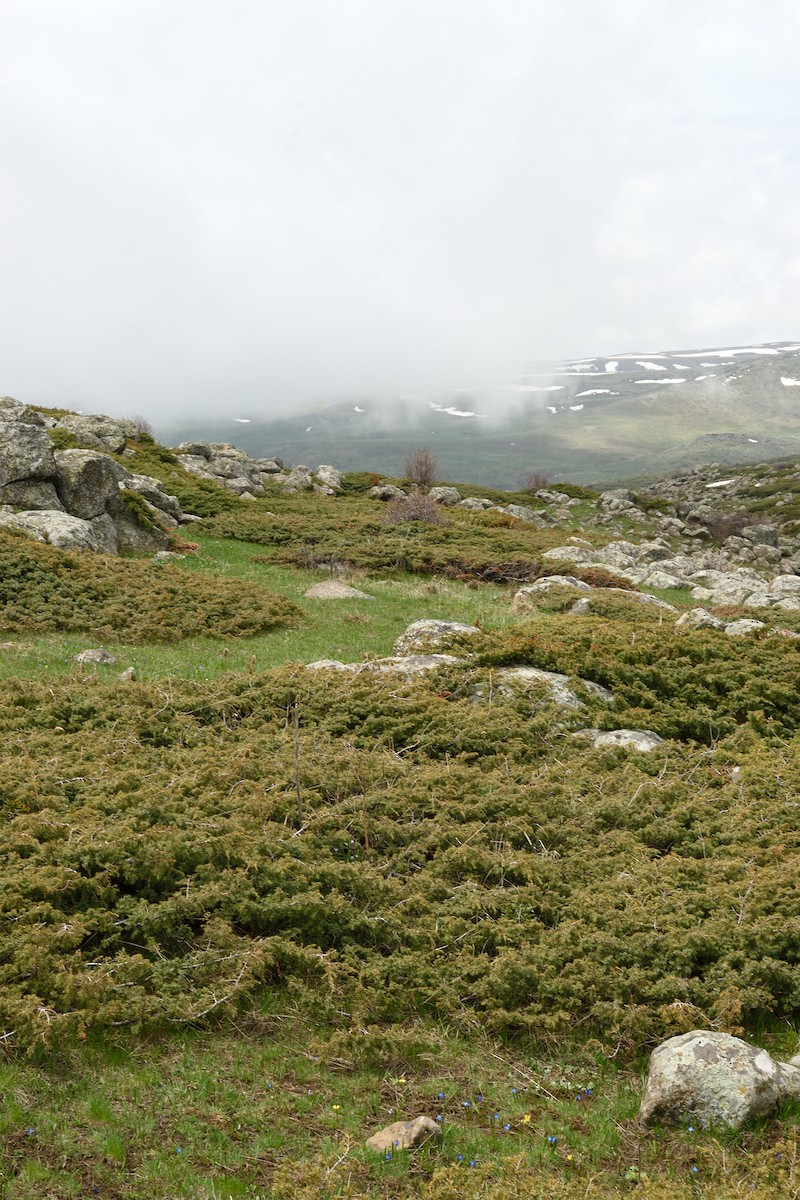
158,341,800,487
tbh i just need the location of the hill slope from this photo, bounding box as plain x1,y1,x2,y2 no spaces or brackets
158,341,800,487
2,411,800,1198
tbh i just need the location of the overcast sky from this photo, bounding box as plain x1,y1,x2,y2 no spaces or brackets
2,0,799,421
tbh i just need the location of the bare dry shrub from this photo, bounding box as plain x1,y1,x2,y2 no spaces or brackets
383,493,449,525
403,448,438,491
523,471,550,492
127,412,154,438
705,509,773,543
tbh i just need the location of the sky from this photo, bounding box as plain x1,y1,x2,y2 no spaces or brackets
2,0,800,422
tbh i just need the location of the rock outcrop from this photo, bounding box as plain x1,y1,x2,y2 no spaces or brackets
0,398,182,554
174,442,344,497
175,441,283,496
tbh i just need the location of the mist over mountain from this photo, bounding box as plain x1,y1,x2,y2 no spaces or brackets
158,340,800,487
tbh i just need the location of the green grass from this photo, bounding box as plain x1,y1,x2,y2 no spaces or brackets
2,1010,798,1199
0,536,522,681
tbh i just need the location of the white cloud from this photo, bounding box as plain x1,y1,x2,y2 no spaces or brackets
0,1,798,420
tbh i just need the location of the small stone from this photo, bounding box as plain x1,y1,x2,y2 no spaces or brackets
118,667,137,682
365,1116,442,1153
75,648,118,665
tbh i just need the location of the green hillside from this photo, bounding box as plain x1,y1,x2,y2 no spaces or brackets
2,425,800,1198
158,342,800,487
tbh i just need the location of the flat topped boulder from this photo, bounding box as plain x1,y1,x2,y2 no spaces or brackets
304,581,373,600
393,619,480,657
639,1030,800,1130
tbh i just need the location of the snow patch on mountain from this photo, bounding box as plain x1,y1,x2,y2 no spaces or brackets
429,402,481,418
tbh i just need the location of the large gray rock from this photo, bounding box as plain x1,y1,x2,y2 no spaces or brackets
315,465,343,492
0,417,57,487
593,539,641,569
742,523,778,547
512,577,591,613
725,619,766,636
393,619,480,656
0,479,64,510
55,414,136,453
504,503,545,523
0,396,49,426
428,486,461,506
277,465,313,491
639,570,684,590
54,450,128,519
573,588,678,614
114,513,170,554
767,575,800,596
175,454,217,481
124,473,182,519
639,1030,800,1130
175,442,272,496
367,484,406,501
175,440,213,458
0,510,117,553
496,667,614,710
543,545,595,564
458,496,494,511
254,456,283,473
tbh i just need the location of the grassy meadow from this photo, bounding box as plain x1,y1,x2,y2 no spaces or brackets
2,447,800,1197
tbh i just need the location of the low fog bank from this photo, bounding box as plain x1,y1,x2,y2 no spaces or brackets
3,3,800,429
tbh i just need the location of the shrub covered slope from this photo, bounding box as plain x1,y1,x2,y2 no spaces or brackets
3,430,800,1198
